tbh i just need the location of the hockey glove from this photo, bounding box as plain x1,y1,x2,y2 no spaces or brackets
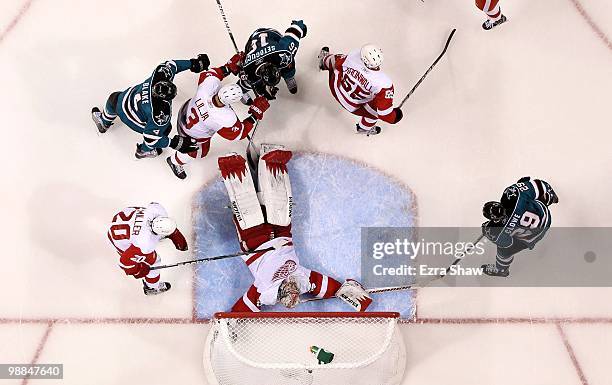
289,20,307,38
133,262,151,279
170,135,199,153
168,228,188,251
392,108,403,124
225,52,245,75
249,96,270,120
190,54,210,73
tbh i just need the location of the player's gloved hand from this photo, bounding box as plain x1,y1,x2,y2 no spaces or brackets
291,20,307,38
226,52,245,75
249,96,270,120
133,262,151,279
190,54,210,72
392,108,403,124
168,228,188,251
170,135,199,153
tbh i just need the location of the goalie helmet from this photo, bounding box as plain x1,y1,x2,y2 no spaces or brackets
152,80,177,101
360,44,384,69
151,216,177,236
483,201,507,222
277,276,300,308
218,84,244,105
256,62,281,86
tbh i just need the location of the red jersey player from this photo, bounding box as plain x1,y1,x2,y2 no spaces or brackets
476,0,507,30
217,144,373,312
318,44,403,136
166,53,271,180
107,202,188,295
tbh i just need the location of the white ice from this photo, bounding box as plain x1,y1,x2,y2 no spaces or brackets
1,0,611,384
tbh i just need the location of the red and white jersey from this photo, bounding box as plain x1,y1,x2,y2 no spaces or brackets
330,50,395,117
107,203,167,271
179,68,250,141
232,237,343,312
242,237,312,306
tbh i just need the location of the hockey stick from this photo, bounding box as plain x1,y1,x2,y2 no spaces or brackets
214,0,239,53
398,28,456,109
300,233,484,303
150,247,274,271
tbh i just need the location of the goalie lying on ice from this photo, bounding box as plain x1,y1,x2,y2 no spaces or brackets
218,144,372,312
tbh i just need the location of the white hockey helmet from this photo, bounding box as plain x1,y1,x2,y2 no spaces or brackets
360,44,384,69
218,84,244,105
151,216,177,236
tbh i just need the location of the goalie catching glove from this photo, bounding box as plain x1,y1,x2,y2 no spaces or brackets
336,279,372,312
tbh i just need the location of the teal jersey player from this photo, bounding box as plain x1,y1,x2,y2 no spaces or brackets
481,177,559,277
91,55,210,159
239,20,307,100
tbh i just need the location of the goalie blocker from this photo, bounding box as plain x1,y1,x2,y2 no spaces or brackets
218,145,372,312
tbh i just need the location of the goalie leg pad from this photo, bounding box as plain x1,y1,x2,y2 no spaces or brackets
218,153,265,231
258,144,293,226
336,279,372,312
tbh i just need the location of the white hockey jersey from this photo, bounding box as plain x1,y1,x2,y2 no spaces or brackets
330,49,395,117
107,202,167,269
243,237,312,306
178,68,250,141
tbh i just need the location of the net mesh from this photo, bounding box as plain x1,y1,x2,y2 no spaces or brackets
203,313,406,385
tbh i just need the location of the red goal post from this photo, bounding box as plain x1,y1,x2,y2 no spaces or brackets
204,311,406,385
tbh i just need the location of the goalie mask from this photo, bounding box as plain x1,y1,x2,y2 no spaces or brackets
278,276,300,308
483,201,507,222
152,80,177,101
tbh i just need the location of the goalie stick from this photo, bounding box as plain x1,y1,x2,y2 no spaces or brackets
150,246,274,271
301,233,484,303
398,28,456,109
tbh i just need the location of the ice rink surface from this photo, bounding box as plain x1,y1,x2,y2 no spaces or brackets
1,0,611,384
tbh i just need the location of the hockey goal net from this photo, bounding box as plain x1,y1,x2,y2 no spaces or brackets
203,312,406,385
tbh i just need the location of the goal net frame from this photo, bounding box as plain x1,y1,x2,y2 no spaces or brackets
203,311,406,385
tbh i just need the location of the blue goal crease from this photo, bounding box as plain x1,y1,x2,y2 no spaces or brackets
193,153,418,319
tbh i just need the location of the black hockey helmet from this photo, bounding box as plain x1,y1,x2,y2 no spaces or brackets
483,201,507,222
152,80,177,101
256,62,281,87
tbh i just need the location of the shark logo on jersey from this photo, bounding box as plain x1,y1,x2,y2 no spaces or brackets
154,110,170,125
505,186,518,200
278,52,292,66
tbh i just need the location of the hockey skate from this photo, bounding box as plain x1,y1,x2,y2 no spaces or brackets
481,264,509,277
166,156,187,179
135,144,162,159
483,14,507,30
284,77,298,94
91,107,110,133
318,47,330,70
143,281,171,296
356,124,381,137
